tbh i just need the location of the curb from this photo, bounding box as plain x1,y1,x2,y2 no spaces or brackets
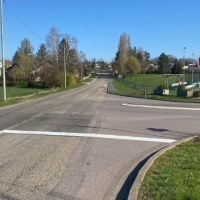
128,136,195,200
104,144,166,200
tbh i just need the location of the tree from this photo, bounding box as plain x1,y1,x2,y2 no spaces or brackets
97,59,106,70
171,60,183,74
36,44,48,62
144,51,150,61
125,56,141,78
168,55,176,63
14,55,34,81
91,58,96,69
128,47,137,57
137,52,143,62
117,33,130,75
158,53,170,74
18,38,34,56
12,50,20,66
46,26,61,67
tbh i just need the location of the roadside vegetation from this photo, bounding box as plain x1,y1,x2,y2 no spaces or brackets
0,77,92,107
111,32,200,102
111,74,200,102
138,136,200,200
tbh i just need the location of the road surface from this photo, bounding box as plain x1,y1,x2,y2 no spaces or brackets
0,74,200,200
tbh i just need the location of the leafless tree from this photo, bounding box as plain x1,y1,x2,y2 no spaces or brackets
118,33,130,75
45,26,61,67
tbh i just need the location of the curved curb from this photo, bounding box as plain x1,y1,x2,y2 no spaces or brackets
128,136,195,200
104,144,166,200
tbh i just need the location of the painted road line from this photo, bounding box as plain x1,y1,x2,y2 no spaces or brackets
122,103,200,111
1,130,176,143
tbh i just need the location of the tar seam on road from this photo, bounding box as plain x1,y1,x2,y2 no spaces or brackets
0,130,176,143
122,103,200,111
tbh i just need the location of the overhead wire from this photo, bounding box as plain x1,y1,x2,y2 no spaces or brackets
3,0,45,42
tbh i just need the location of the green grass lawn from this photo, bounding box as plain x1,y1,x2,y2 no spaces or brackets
138,136,200,200
123,74,177,86
0,82,85,107
111,74,200,102
0,76,95,107
0,86,46,99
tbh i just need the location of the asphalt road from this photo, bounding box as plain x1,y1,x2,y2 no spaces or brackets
0,74,200,200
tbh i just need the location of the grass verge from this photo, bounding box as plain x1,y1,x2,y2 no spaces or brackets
138,136,200,200
0,82,85,107
111,76,200,102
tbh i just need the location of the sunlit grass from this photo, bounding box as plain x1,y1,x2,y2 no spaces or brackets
138,136,200,200
0,82,84,107
111,75,200,102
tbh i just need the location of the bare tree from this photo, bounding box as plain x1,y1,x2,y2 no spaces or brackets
45,26,61,67
118,33,130,75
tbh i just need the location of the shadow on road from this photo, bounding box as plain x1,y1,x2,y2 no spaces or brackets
115,150,161,200
147,128,169,132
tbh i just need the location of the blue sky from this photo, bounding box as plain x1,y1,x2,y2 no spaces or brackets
1,0,200,62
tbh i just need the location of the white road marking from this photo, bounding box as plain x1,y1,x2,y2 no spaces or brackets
1,129,176,143
122,103,200,111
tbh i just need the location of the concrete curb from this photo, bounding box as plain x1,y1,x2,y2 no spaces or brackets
105,144,166,200
128,136,195,200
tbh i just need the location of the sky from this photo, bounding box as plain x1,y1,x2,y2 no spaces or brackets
1,0,200,62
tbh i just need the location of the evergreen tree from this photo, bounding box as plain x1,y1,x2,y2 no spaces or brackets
171,60,183,74
158,53,170,74
12,51,20,65
36,44,48,61
18,38,34,56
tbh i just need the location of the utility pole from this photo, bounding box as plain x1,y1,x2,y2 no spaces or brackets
0,0,6,101
64,44,66,88
63,40,72,88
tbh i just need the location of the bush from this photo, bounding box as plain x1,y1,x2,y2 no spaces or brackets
177,84,186,91
156,85,165,90
28,81,42,88
0,81,16,86
193,91,200,97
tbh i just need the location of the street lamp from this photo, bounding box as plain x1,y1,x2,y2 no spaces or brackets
183,47,186,83
0,0,6,101
192,53,194,90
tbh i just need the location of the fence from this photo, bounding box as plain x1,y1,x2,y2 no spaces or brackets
120,79,156,94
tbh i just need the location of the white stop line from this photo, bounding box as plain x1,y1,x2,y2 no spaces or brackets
122,103,200,111
0,129,176,143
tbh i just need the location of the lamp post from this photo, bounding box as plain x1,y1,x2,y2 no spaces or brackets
183,47,186,83
192,53,194,90
0,0,6,101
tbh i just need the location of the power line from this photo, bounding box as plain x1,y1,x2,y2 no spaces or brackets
3,0,45,42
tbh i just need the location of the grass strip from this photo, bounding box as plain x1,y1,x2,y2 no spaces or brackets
111,77,200,102
0,82,84,107
138,136,200,200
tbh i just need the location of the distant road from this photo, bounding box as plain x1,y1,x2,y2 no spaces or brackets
0,74,200,200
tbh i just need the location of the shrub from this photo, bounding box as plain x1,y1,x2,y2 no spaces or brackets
156,85,165,90
193,91,200,97
70,74,76,85
0,81,16,86
177,84,186,91
28,81,42,88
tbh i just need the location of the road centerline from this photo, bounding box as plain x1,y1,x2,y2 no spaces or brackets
1,129,176,143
